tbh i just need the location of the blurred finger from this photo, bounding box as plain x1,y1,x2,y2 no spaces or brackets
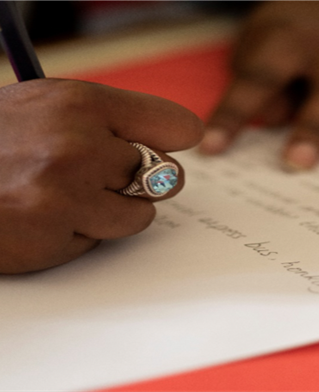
200,27,305,155
261,78,311,128
259,93,295,128
199,77,280,154
283,93,319,170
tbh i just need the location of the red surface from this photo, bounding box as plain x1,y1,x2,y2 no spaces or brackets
68,43,232,121
93,342,319,392
69,43,319,392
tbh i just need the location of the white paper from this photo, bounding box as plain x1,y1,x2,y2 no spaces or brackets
2,129,319,392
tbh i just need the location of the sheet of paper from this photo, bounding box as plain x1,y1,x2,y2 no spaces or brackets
2,129,319,392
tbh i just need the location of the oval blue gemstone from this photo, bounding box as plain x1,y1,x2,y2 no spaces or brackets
149,168,178,194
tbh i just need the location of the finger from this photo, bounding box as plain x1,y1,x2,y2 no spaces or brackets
258,93,295,128
199,27,305,155
37,133,143,194
103,138,141,190
42,81,193,192
18,79,204,153
62,234,101,265
78,81,204,152
80,135,142,191
106,89,204,152
31,235,100,273
74,190,156,240
200,79,279,154
100,140,185,198
98,141,184,199
282,93,319,170
135,149,185,202
250,77,311,128
30,235,100,273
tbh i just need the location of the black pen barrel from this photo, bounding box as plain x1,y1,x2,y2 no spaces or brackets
0,1,45,81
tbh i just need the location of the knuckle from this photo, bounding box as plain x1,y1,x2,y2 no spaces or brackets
211,103,246,132
37,81,92,119
14,184,63,216
35,134,95,178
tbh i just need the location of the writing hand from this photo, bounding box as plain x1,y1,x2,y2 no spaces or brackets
0,79,203,273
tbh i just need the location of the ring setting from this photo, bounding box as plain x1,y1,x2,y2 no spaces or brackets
118,143,179,197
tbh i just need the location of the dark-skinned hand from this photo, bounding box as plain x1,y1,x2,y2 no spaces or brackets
0,79,203,273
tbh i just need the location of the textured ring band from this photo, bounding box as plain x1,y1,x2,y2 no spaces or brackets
118,142,179,197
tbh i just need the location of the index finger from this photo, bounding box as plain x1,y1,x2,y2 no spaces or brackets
104,87,205,152
16,79,204,153
61,79,204,152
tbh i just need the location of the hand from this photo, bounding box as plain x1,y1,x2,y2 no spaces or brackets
200,1,319,169
0,79,203,273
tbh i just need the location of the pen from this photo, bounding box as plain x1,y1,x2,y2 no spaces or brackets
0,1,45,81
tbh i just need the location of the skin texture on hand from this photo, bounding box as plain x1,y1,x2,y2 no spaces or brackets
0,79,203,274
200,1,319,170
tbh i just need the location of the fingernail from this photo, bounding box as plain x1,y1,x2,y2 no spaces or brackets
284,142,319,170
199,128,229,154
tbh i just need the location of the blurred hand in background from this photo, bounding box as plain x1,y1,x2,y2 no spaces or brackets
200,1,319,170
